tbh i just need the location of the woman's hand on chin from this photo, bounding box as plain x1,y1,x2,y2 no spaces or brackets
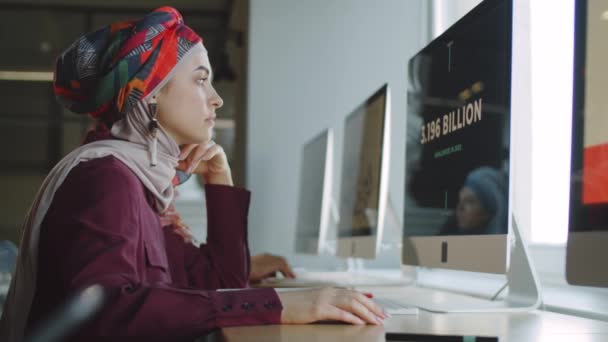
177,141,233,186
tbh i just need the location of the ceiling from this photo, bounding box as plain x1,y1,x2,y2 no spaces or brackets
0,0,237,76
0,0,231,12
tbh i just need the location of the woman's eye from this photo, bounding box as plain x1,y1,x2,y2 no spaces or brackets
198,78,208,84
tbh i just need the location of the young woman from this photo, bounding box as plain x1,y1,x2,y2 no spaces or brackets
0,7,386,341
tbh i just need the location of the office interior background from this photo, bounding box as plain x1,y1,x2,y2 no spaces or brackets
0,0,606,322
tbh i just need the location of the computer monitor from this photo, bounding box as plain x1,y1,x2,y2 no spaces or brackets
566,0,608,287
294,129,334,255
403,0,512,274
336,84,391,259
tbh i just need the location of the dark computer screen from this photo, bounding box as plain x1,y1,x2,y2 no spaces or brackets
569,0,608,233
338,84,387,237
404,0,512,237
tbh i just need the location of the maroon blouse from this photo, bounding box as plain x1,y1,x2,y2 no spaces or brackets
25,155,282,341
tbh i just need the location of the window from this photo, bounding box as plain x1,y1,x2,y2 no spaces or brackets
529,0,575,245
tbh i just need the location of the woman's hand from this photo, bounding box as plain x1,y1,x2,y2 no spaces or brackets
277,287,387,325
250,253,296,283
178,142,233,186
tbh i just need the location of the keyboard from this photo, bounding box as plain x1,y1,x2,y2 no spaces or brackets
260,271,408,288
373,297,419,315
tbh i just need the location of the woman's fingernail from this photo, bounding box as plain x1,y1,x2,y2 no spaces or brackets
375,315,384,324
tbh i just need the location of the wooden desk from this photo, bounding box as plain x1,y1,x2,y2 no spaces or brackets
212,285,608,342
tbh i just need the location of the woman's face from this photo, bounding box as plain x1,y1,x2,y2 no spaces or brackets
455,187,491,231
155,45,223,145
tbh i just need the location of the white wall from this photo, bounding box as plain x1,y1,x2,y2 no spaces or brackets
431,0,483,38
247,0,427,269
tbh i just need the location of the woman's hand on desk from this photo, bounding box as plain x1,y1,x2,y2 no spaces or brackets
249,253,296,283
277,287,387,325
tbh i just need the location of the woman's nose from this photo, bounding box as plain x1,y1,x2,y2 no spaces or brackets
210,87,224,109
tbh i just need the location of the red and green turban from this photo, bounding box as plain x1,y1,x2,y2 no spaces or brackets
53,6,202,126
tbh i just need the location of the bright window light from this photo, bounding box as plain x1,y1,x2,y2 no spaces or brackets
0,70,53,82
529,0,575,244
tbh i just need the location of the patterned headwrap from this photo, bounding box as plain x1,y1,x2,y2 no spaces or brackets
53,6,202,127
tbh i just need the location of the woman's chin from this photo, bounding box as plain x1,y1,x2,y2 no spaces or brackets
193,134,212,145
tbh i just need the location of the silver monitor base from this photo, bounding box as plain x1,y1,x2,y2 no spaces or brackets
401,215,542,313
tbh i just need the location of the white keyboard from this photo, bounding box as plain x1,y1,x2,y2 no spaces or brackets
373,298,419,315
261,271,407,288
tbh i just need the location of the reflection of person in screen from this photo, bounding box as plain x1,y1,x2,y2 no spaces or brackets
441,167,508,235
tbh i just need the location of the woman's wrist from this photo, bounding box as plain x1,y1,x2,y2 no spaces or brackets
202,170,233,186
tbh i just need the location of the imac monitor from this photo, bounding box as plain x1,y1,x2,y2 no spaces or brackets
294,129,334,254
336,84,391,259
403,0,512,274
566,0,608,287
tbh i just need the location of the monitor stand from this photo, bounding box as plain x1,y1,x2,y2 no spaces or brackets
345,257,365,273
400,214,542,313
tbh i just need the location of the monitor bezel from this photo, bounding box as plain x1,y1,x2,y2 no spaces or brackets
401,0,513,274
566,0,608,287
294,129,334,255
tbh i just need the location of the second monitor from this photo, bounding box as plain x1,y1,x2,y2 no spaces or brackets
336,83,391,259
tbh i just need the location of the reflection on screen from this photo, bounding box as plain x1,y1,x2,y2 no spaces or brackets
338,87,386,237
404,0,511,237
